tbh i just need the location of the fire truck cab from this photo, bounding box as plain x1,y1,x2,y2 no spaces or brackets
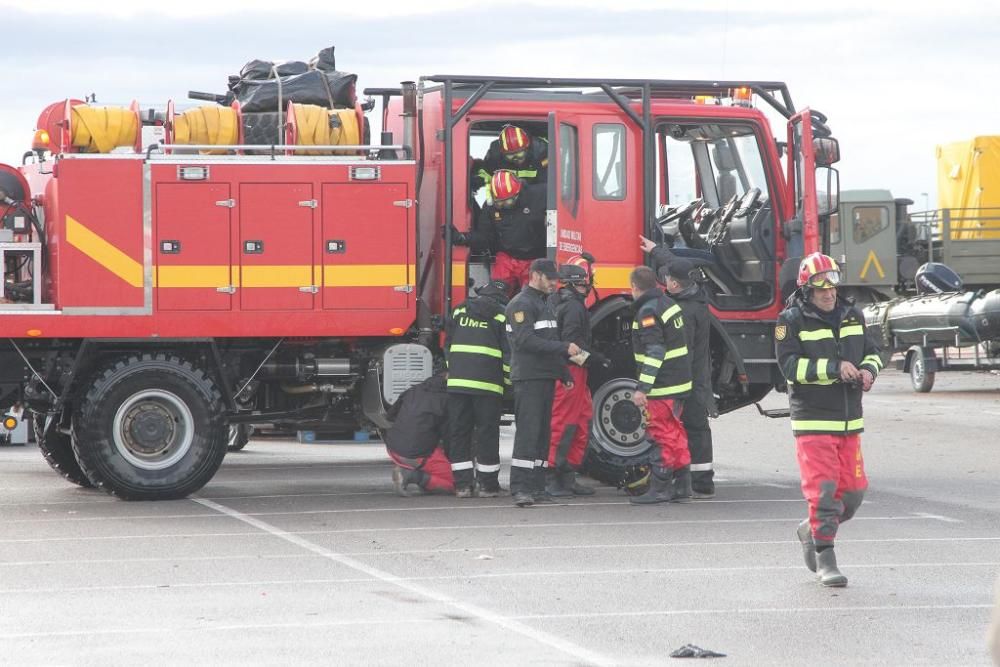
0,74,839,498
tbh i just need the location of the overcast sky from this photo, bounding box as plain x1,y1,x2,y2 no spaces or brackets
4,0,997,207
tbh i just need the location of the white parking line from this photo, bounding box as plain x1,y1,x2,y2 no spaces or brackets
513,603,993,621
0,514,964,544
4,561,998,596
192,497,616,667
0,498,810,524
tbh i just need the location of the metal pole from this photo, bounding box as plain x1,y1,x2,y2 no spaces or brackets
642,83,654,241
443,80,454,319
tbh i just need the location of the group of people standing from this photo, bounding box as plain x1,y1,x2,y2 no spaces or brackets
384,122,885,587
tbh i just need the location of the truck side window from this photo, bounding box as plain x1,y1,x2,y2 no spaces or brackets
853,206,889,243
593,123,626,200
559,123,578,210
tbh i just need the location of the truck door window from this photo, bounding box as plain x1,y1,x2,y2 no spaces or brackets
592,123,626,200
559,123,578,211
662,135,699,210
853,206,889,243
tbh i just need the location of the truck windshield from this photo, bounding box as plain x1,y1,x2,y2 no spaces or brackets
659,123,770,211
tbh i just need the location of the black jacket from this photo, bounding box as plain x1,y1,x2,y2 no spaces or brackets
549,287,592,350
445,295,510,396
631,288,692,399
775,294,883,436
467,184,547,259
671,284,714,407
384,374,449,458
505,285,571,382
479,137,549,185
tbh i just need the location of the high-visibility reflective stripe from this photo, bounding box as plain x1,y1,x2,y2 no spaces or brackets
662,345,688,360
534,459,548,467
631,321,639,330
796,358,811,382
649,381,692,397
494,314,506,322
863,354,883,369
451,461,474,471
510,458,535,469
533,320,557,330
449,344,502,358
659,304,681,323
446,378,503,394
475,463,501,473
505,324,513,332
638,373,658,385
516,169,538,179
452,306,466,316
634,354,663,369
799,329,834,342
689,463,713,471
840,324,864,337
816,358,830,381
792,418,865,432
502,364,511,372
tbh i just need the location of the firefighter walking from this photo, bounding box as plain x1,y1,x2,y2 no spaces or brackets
450,170,546,293
775,252,883,587
546,255,606,497
628,266,693,505
445,281,511,498
506,259,579,507
655,256,718,498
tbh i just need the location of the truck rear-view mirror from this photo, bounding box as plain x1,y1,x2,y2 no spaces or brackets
813,137,840,167
816,167,840,216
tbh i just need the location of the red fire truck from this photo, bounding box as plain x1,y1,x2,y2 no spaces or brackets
0,74,839,499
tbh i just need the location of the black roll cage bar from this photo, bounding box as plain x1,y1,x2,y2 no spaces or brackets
363,75,829,320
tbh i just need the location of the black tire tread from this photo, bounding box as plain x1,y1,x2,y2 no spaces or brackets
33,415,94,488
71,353,227,500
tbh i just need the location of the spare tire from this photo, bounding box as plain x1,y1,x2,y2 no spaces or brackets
583,377,653,485
33,414,93,488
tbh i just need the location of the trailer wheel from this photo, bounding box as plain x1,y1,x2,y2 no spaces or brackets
227,424,252,452
72,354,227,500
32,414,93,488
910,352,935,393
583,377,653,485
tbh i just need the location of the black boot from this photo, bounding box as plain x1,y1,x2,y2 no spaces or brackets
816,547,847,587
797,519,817,573
629,466,674,504
670,466,693,503
546,469,574,497
561,470,595,496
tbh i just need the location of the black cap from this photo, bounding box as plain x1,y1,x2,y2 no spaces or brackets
529,258,559,280
659,257,695,283
558,264,589,284
475,280,510,303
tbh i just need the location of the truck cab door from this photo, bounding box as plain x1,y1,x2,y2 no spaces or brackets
547,112,583,264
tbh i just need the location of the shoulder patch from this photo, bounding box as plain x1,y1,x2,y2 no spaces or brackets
641,315,657,328
514,311,525,323
774,324,787,341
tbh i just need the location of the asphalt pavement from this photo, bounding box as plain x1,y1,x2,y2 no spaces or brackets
1,368,998,666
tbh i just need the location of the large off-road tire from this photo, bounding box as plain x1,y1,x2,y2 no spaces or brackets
583,377,654,485
227,424,252,452
72,354,227,500
33,414,93,488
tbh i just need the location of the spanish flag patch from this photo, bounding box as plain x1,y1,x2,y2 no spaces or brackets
641,316,656,328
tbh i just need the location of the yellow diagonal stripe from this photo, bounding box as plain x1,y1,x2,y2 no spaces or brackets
65,214,143,287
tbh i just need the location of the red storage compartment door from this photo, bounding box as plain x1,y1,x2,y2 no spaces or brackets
155,182,233,311
239,183,315,311
321,183,410,310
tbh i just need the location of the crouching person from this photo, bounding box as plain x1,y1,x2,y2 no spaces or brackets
384,372,455,497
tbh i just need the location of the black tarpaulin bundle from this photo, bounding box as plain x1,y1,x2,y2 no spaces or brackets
224,46,357,112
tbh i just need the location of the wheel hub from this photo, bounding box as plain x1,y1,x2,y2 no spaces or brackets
592,379,650,458
112,389,194,470
126,403,177,455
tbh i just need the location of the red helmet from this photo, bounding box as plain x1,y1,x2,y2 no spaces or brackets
498,125,531,156
797,252,842,288
489,169,522,203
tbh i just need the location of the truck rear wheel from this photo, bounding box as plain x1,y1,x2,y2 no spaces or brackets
583,377,653,485
72,354,227,500
32,414,94,488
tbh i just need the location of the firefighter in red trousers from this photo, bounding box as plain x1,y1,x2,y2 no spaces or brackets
449,170,546,294
384,373,454,497
545,255,608,497
776,252,883,587
628,266,694,505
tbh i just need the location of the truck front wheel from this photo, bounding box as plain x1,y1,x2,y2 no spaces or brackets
72,354,227,500
584,377,653,485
